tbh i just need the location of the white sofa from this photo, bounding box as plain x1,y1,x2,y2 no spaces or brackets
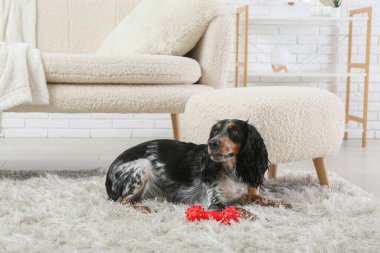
7,0,232,140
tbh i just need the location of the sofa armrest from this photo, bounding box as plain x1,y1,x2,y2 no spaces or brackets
189,14,233,89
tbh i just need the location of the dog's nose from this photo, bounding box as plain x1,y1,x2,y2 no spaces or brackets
208,139,220,149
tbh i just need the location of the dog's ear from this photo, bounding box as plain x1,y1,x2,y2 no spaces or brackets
236,122,269,188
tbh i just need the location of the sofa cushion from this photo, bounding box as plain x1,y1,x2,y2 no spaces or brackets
96,0,225,56
9,84,214,113
42,53,201,84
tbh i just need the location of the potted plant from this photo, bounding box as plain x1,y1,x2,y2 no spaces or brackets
319,0,342,17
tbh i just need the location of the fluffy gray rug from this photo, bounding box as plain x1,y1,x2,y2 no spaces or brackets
0,169,379,253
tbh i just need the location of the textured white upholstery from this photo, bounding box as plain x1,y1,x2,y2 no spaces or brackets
188,14,232,88
10,84,213,113
184,87,345,163
34,0,232,89
36,0,140,53
6,0,232,114
42,53,201,85
97,0,226,56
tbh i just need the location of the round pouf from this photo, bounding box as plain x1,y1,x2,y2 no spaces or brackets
184,87,345,164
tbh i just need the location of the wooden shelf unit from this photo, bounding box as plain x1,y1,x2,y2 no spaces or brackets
234,6,373,147
240,72,366,78
245,16,369,25
344,7,372,148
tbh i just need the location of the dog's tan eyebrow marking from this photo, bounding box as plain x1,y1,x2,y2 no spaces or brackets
215,123,222,129
228,123,236,129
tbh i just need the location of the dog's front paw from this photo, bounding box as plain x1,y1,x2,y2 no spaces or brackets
258,197,292,209
279,202,292,209
133,205,151,214
238,194,292,209
235,207,257,221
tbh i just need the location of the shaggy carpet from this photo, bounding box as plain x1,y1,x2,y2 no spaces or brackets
0,169,379,253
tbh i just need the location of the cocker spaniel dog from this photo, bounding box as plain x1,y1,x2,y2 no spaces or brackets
106,119,290,219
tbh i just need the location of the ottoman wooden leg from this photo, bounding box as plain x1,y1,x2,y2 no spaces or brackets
268,164,278,179
171,113,181,141
313,158,329,186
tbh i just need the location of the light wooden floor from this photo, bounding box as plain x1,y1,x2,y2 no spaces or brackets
0,138,379,198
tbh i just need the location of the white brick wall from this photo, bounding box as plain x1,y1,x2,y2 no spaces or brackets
1,0,380,139
1,113,183,138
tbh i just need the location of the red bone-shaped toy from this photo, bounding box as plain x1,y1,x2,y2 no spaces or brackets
186,205,240,225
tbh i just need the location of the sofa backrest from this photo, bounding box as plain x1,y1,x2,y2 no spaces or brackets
36,0,141,53
36,0,233,88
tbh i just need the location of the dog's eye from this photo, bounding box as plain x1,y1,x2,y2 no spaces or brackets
231,129,239,135
213,129,219,134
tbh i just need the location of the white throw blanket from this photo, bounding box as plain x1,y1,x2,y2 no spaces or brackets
0,0,48,132
0,0,36,46
0,42,48,110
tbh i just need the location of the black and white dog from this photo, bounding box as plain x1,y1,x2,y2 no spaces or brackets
106,119,290,217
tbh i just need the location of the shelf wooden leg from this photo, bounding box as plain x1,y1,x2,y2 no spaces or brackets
268,164,278,179
243,5,249,87
345,17,352,141
312,158,329,186
234,10,240,88
344,73,350,141
171,114,181,141
362,7,371,148
362,126,367,148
